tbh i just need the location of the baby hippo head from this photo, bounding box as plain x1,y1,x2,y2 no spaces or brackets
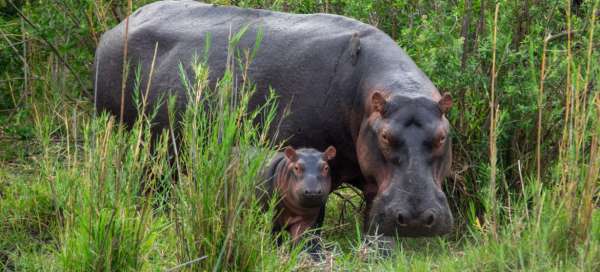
281,146,336,208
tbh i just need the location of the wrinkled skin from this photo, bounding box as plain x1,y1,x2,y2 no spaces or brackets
94,0,454,237
357,93,453,236
259,146,336,243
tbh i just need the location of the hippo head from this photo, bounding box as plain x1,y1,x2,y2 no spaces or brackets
281,146,336,208
356,91,453,237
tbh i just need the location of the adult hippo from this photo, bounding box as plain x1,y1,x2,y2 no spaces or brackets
94,0,454,237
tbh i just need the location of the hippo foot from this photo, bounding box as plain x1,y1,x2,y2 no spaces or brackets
305,239,324,261
374,236,396,257
308,250,324,262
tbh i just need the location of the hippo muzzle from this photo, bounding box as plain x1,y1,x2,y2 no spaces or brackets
367,175,454,237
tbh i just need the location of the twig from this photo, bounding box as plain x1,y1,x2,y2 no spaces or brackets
0,27,28,69
8,0,88,96
536,33,549,191
0,24,30,108
50,3,96,47
545,30,581,43
460,0,472,69
165,256,208,272
119,0,132,124
333,191,359,210
21,17,29,102
517,160,529,219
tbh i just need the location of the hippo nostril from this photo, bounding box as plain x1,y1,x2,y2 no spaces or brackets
422,209,436,228
397,211,408,227
425,214,434,227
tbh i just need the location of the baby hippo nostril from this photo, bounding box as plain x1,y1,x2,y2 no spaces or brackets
421,209,436,228
303,189,322,197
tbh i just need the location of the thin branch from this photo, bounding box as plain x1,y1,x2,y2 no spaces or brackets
460,0,472,69
0,27,28,66
50,3,96,47
545,30,581,43
165,256,208,272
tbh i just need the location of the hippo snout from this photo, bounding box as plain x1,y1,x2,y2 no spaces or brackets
386,208,453,237
368,183,454,237
303,188,324,198
392,207,452,236
391,193,453,236
396,208,437,228
297,186,328,208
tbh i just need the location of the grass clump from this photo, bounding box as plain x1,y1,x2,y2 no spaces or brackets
169,37,285,269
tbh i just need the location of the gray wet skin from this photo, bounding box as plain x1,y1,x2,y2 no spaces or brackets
94,0,454,237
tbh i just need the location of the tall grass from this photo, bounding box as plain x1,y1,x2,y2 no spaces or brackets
486,3,501,239
477,0,600,265
0,21,290,270
554,0,599,250
52,27,291,270
168,30,286,270
476,1,600,264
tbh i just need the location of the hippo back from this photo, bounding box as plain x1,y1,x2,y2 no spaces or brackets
95,0,376,135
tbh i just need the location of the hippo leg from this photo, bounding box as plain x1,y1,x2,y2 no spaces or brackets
313,205,326,232
306,205,326,261
362,181,378,233
287,207,326,261
361,189,397,257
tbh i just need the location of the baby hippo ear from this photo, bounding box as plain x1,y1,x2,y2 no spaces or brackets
284,146,298,162
438,92,452,115
323,146,337,161
371,91,387,115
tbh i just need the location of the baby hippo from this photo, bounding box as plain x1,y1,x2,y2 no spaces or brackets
258,146,336,244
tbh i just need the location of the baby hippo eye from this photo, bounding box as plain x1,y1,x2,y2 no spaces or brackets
433,134,447,150
323,164,329,173
294,164,302,174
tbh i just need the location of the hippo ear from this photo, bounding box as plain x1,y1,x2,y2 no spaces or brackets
438,92,453,115
350,32,361,65
371,92,387,115
284,146,298,162
323,146,337,161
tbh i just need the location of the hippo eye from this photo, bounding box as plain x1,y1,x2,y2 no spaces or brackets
294,164,302,174
381,132,391,144
323,164,329,173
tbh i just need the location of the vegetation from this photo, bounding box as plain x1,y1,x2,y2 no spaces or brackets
1,0,598,270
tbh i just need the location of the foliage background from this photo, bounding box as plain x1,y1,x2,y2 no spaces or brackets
1,0,598,271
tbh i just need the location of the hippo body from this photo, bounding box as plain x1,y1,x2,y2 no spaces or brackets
257,146,336,244
95,0,453,237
